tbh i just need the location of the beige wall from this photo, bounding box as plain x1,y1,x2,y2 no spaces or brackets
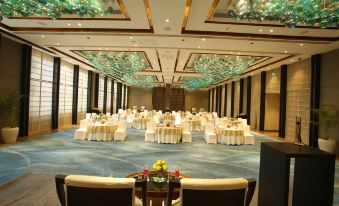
250,74,261,130
226,83,232,117
320,48,339,141
234,81,240,116
265,68,281,131
185,89,209,112
286,59,311,144
128,86,153,110
0,35,22,129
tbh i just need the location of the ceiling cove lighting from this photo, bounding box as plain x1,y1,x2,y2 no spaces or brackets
229,0,338,28
122,74,156,88
190,54,264,86
79,51,151,87
0,0,116,18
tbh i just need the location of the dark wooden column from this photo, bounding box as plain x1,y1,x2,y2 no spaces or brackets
259,71,267,131
279,65,287,137
19,44,32,137
72,65,79,125
110,80,114,114
86,71,93,113
224,84,227,117
208,90,210,112
123,85,127,109
309,54,321,147
116,82,122,112
239,78,244,114
231,81,235,117
52,57,61,130
94,73,99,108
246,76,252,125
126,86,129,109
211,88,215,112
218,86,222,117
103,76,108,114
216,86,219,114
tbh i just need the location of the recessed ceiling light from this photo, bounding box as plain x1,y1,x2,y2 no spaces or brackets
67,23,71,26
269,29,274,33
259,29,263,32
129,36,134,39
134,44,138,47
56,42,60,45
300,43,304,46
77,23,82,26
41,35,46,38
284,50,288,53
291,59,295,62
237,52,241,54
202,38,206,41
165,19,170,23
198,46,201,49
99,48,101,50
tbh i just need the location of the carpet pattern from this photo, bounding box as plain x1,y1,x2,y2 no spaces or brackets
0,128,338,205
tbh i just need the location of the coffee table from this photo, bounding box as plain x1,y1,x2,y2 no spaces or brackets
127,171,189,206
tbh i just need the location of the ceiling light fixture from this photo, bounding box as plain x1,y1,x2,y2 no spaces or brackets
56,42,60,45
229,0,338,28
67,23,71,26
300,43,304,46
129,36,134,39
198,46,201,49
165,19,170,23
284,50,288,53
202,38,206,41
269,29,274,33
259,29,263,32
77,23,82,26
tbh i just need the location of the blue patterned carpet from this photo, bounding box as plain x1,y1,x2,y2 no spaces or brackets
0,128,338,204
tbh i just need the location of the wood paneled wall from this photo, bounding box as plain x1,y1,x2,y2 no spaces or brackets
250,74,261,130
234,81,240,116
286,59,311,144
170,88,185,111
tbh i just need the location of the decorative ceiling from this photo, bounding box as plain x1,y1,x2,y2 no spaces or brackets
0,0,338,89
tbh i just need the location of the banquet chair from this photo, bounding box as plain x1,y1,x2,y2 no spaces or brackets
200,117,206,131
199,108,204,112
145,121,156,142
106,112,111,117
86,113,91,119
174,115,182,125
55,174,147,206
126,114,135,129
204,123,217,144
140,106,146,111
243,125,254,145
167,178,256,206
182,122,192,143
74,119,87,141
191,108,197,114
115,120,127,141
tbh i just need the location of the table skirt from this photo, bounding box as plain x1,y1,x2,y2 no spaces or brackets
86,124,118,141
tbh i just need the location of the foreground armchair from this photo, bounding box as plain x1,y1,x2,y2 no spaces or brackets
167,177,256,206
55,174,147,206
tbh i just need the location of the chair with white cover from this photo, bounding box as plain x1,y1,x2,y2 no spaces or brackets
106,112,111,117
91,113,97,117
74,119,88,140
114,120,127,141
140,106,146,111
200,117,206,131
86,113,91,119
55,174,147,206
126,114,135,129
243,125,254,145
191,108,197,114
118,109,123,114
174,115,182,125
182,122,192,143
144,121,156,142
204,123,217,144
167,178,256,206
199,108,204,112
212,112,218,118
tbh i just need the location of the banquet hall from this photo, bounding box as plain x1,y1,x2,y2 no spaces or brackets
0,0,338,206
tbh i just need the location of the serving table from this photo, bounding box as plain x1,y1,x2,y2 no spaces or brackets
133,117,152,130
127,171,189,206
86,123,118,141
155,125,182,144
214,126,244,145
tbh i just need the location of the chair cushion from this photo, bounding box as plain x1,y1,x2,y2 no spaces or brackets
65,175,135,189
181,178,248,190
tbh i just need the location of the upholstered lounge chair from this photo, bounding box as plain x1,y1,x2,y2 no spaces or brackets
167,178,256,206
55,174,147,206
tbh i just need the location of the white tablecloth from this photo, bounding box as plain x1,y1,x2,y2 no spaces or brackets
185,119,201,131
86,123,118,141
133,118,152,130
155,126,182,144
214,127,244,145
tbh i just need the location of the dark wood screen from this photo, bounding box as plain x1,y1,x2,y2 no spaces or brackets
170,88,185,111
152,87,166,110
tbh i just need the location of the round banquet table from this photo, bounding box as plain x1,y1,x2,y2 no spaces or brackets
86,123,118,141
127,171,189,206
133,118,152,130
185,119,201,131
214,127,245,145
161,115,175,123
155,126,182,144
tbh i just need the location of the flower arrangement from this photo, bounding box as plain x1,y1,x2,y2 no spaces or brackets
153,160,167,173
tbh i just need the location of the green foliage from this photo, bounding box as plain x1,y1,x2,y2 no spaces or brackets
0,91,23,128
312,105,339,140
